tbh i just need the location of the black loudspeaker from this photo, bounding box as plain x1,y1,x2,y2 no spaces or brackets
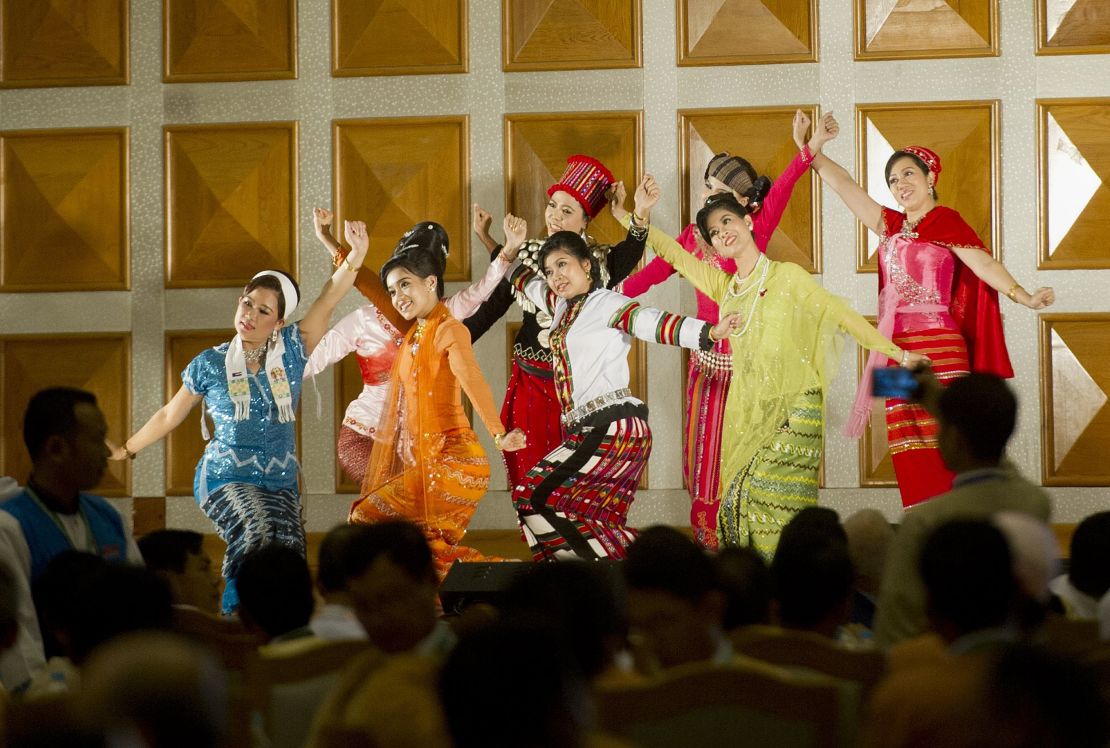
438,562,533,615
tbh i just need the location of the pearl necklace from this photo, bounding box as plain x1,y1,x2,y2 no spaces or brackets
243,344,267,364
725,254,770,338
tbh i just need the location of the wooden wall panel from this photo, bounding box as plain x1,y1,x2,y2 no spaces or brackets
678,0,816,66
1036,0,1110,56
333,0,467,76
1,127,129,291
855,101,998,272
1040,314,1110,486
0,0,128,88
679,106,821,273
163,0,296,82
1037,99,1110,269
0,334,131,496
856,316,897,487
164,122,298,288
502,0,641,72
504,110,642,249
855,0,997,60
165,331,226,496
333,116,469,282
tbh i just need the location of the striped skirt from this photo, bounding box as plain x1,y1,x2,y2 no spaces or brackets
350,428,493,581
886,329,969,507
684,352,731,550
199,482,305,614
717,388,823,561
513,405,651,561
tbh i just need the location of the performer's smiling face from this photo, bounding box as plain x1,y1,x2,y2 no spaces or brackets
385,267,438,320
545,190,588,236
886,155,935,212
542,249,593,299
704,206,755,259
234,287,283,346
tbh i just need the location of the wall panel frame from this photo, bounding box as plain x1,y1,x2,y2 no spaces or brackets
679,106,822,273
1035,0,1110,56
677,0,816,66
163,0,297,82
502,0,642,72
1,127,129,291
854,0,997,60
0,0,129,88
332,0,467,76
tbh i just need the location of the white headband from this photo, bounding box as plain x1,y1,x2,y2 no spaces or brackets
251,270,299,320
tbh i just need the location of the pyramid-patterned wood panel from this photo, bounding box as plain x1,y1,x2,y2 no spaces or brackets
1036,0,1110,55
503,0,641,71
678,0,816,66
680,106,821,273
163,0,296,82
333,0,466,76
855,101,998,272
1037,99,1110,269
333,116,469,282
1040,314,1110,485
0,334,131,496
1,127,129,291
857,316,897,487
164,122,298,287
855,0,997,60
0,0,128,88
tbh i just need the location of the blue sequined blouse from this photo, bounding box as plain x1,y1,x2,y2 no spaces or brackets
182,324,307,502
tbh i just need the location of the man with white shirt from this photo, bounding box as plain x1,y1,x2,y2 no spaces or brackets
0,387,141,692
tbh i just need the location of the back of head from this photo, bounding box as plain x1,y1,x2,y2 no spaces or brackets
235,544,313,640
35,552,173,664
714,547,772,630
502,561,626,678
1068,511,1110,599
703,153,771,206
316,523,376,595
921,519,1016,639
23,386,97,461
78,631,228,748
992,511,1059,604
348,521,435,584
624,525,715,602
440,619,588,748
138,529,204,575
937,373,1017,464
842,509,895,592
771,517,853,632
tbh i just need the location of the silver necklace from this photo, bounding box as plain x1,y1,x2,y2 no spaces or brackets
243,344,267,364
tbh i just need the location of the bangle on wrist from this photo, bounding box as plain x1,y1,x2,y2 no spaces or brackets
343,255,360,273
900,350,909,367
493,432,503,450
123,443,136,460
1006,283,1022,302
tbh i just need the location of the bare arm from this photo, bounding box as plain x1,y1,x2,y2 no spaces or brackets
949,247,1056,309
111,385,203,459
810,114,884,235
300,221,371,356
473,203,500,255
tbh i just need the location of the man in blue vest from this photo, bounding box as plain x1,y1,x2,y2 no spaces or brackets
0,387,141,692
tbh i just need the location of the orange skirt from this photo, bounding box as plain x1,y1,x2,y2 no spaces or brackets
886,329,970,507
349,428,495,580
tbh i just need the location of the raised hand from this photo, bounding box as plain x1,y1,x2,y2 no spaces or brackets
472,203,493,238
502,214,528,260
808,113,839,153
313,207,334,239
792,110,812,150
607,180,629,221
343,220,369,266
633,174,661,220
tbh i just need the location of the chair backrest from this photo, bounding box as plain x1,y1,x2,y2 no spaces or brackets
1037,614,1101,657
596,659,860,748
247,638,375,748
171,606,260,671
731,627,888,697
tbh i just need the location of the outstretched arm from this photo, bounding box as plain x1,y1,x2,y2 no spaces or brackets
300,221,371,356
606,296,720,351
949,247,1055,309
809,115,885,235
110,385,203,460
618,212,730,301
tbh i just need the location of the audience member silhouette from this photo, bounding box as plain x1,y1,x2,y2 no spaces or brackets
236,544,315,645
138,530,220,615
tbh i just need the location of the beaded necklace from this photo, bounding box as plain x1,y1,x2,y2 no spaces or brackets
409,318,427,357
725,254,770,338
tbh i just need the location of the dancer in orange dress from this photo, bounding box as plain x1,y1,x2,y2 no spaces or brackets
348,226,526,579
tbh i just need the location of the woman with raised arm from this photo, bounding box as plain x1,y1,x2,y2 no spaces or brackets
503,214,736,561
615,110,833,549
812,115,1055,507
112,222,372,612
466,156,651,493
305,213,520,484
625,180,923,559
350,235,526,580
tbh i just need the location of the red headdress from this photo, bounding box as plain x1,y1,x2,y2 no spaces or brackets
547,155,615,219
901,146,942,183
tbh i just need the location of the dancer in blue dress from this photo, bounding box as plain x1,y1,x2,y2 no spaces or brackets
114,222,371,612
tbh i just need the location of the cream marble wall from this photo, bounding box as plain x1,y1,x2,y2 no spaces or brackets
1,2,1107,534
